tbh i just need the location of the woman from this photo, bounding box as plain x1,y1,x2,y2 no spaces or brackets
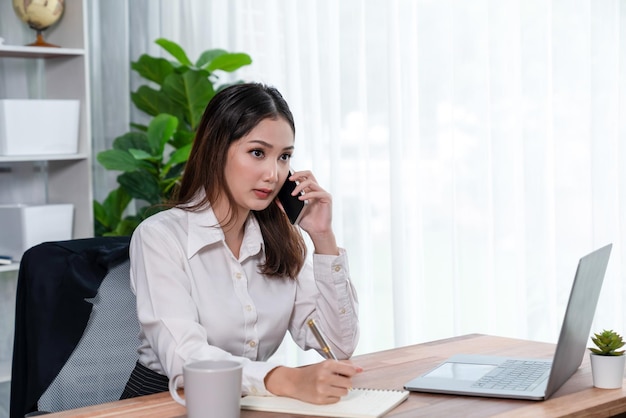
121,82,361,404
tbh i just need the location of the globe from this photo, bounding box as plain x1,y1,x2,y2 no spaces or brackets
13,0,65,47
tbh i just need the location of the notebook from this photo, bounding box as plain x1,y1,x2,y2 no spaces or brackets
240,388,409,418
404,243,612,401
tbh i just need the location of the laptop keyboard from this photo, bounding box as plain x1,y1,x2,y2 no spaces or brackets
471,360,551,391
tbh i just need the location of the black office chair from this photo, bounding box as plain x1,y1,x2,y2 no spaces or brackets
9,236,139,418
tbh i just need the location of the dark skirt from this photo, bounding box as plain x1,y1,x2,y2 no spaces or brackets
120,361,170,399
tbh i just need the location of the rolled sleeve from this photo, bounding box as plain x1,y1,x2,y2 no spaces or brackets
290,248,360,359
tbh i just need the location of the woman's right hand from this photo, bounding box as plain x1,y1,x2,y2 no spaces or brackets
264,360,363,404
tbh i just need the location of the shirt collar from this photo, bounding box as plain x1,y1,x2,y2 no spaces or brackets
186,206,264,260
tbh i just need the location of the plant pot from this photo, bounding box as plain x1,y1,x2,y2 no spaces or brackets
590,353,625,389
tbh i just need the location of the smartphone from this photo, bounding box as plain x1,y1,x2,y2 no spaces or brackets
277,170,306,225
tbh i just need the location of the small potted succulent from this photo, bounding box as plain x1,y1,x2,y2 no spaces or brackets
589,329,625,389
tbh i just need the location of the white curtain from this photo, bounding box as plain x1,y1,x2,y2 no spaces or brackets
89,0,626,362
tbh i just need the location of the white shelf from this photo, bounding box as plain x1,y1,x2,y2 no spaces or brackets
0,263,19,273
0,1,91,404
0,44,84,59
0,153,88,163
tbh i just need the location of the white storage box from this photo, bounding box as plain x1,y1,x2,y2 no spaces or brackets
0,99,80,156
0,203,74,261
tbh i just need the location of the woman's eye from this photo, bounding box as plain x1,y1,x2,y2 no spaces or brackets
280,153,292,161
251,149,264,158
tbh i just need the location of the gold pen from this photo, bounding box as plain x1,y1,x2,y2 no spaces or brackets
308,318,338,360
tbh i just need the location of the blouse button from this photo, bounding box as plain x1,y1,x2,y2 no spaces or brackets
339,308,346,314
333,265,341,272
246,305,253,312
235,272,242,279
249,340,257,348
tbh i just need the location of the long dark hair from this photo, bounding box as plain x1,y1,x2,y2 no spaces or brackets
171,82,306,279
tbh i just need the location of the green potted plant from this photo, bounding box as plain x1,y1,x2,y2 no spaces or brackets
588,329,625,389
94,38,252,236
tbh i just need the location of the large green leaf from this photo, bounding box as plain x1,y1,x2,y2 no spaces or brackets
156,38,193,67
171,129,195,149
206,53,252,73
131,54,175,85
118,170,162,204
196,49,227,68
129,123,148,132
131,85,184,121
97,149,145,172
113,131,150,152
162,70,214,130
93,187,132,234
94,217,108,237
147,114,178,156
128,148,159,162
165,143,192,169
104,187,131,222
93,200,106,226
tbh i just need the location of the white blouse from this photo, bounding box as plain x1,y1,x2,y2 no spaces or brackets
129,205,360,396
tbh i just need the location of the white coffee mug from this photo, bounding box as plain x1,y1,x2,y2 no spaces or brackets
169,359,243,418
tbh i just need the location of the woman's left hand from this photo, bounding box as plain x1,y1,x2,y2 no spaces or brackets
288,170,339,255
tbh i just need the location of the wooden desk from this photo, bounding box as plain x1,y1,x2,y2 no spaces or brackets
46,334,626,417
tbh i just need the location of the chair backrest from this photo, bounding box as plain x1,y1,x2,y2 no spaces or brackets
37,259,139,412
10,236,137,418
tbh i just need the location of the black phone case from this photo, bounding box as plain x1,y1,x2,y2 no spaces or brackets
277,175,305,224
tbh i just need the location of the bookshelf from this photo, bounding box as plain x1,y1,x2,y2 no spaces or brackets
0,0,92,240
0,1,92,416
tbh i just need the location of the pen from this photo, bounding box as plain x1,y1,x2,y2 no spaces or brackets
308,318,338,360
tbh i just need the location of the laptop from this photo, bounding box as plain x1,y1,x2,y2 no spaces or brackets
404,243,612,401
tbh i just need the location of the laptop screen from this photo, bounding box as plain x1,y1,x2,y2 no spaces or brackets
544,243,612,398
